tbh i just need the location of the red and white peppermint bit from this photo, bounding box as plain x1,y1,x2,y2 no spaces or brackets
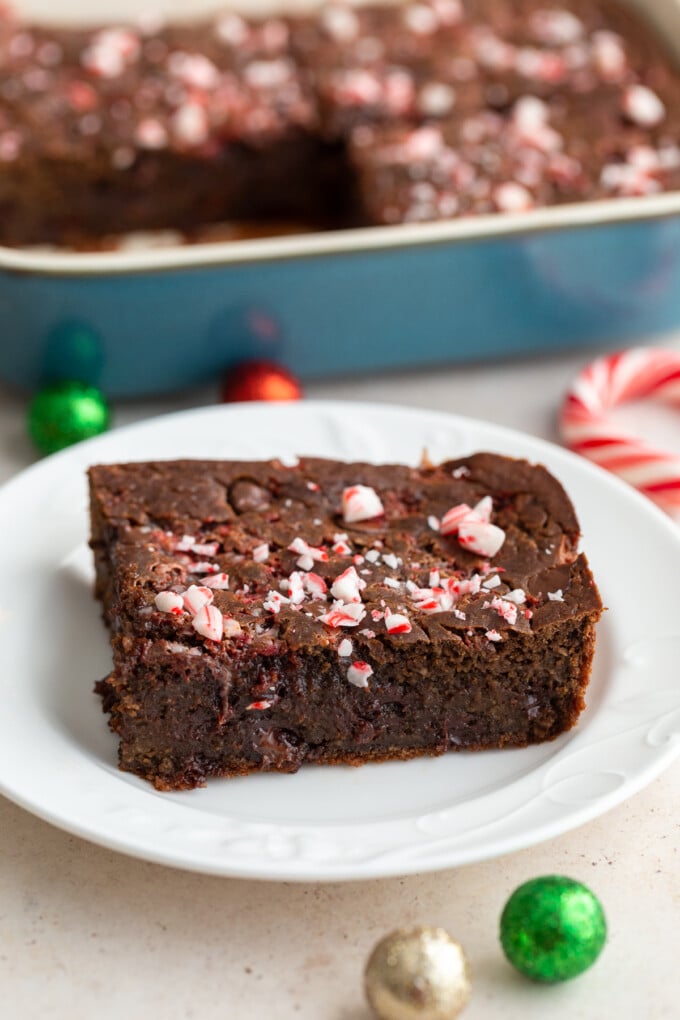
411,587,454,614
192,604,223,642
485,629,503,642
383,577,401,590
342,485,385,523
175,535,220,557
190,561,218,575
428,569,441,588
285,571,306,605
384,608,413,634
365,549,380,564
172,100,209,147
592,31,627,80
246,699,273,711
346,661,373,688
486,596,518,626
482,574,501,590
263,590,290,614
155,590,184,615
353,554,366,566
547,589,565,602
621,85,665,128
493,182,534,212
320,601,366,628
321,5,360,41
304,572,328,600
135,117,168,149
471,495,493,522
505,588,527,605
337,638,353,657
288,536,328,571
458,520,506,558
82,28,140,78
371,608,385,622
201,573,230,590
382,552,400,569
331,565,366,604
223,617,243,637
332,532,353,555
439,503,472,536
559,348,680,516
168,51,220,89
253,543,270,563
427,515,440,531
182,585,214,616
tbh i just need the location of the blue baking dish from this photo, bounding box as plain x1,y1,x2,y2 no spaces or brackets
1,0,680,397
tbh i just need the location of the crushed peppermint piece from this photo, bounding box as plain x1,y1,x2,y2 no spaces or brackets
382,577,401,590
82,28,140,79
182,585,214,616
359,628,376,638
384,608,413,634
471,495,493,522
321,5,360,41
289,537,328,571
175,535,220,557
494,182,534,212
223,617,243,638
428,569,441,588
458,520,506,558
371,608,385,621
505,588,527,605
263,590,290,614
201,573,230,589
486,596,518,626
253,543,270,563
304,572,328,599
452,466,471,479
190,561,218,575
347,661,373,688
440,503,472,536
172,100,209,147
338,637,353,657
485,629,503,642
453,608,466,620
192,603,223,642
331,565,366,603
332,533,353,555
622,84,665,127
306,480,320,491
320,601,366,628
482,574,502,590
353,554,366,566
155,591,184,615
246,699,273,711
365,549,381,563
166,641,201,656
547,589,565,602
382,552,400,569
285,571,306,605
342,485,385,523
428,515,440,531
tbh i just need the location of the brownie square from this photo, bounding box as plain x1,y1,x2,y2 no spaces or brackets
90,453,602,790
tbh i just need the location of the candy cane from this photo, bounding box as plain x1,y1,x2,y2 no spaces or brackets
559,347,680,515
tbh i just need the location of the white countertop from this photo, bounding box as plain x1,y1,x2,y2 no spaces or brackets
1,347,679,1020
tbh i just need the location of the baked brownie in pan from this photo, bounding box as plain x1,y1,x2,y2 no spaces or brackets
90,453,602,791
1,0,680,244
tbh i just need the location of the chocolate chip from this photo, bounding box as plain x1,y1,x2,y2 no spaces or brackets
229,478,272,513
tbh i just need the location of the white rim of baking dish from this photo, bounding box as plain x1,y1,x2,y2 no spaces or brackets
1,190,680,277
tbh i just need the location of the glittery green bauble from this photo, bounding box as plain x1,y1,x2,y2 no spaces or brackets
500,876,606,983
28,381,110,455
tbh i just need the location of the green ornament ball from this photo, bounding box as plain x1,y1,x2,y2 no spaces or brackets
28,381,110,455
500,876,606,983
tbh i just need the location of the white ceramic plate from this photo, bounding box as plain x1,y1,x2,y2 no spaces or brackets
1,401,679,881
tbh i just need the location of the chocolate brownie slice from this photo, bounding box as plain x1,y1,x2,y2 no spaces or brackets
90,453,602,791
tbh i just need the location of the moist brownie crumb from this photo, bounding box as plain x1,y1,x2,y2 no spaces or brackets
89,453,602,790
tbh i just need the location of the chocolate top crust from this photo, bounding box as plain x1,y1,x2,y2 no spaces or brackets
90,453,600,658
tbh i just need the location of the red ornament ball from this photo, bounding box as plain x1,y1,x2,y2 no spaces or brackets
220,360,302,403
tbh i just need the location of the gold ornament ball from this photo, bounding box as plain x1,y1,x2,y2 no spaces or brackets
364,927,472,1020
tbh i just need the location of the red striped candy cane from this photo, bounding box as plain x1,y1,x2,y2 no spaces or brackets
560,347,680,515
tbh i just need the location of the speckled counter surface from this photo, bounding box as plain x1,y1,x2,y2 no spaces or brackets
1,346,678,1020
